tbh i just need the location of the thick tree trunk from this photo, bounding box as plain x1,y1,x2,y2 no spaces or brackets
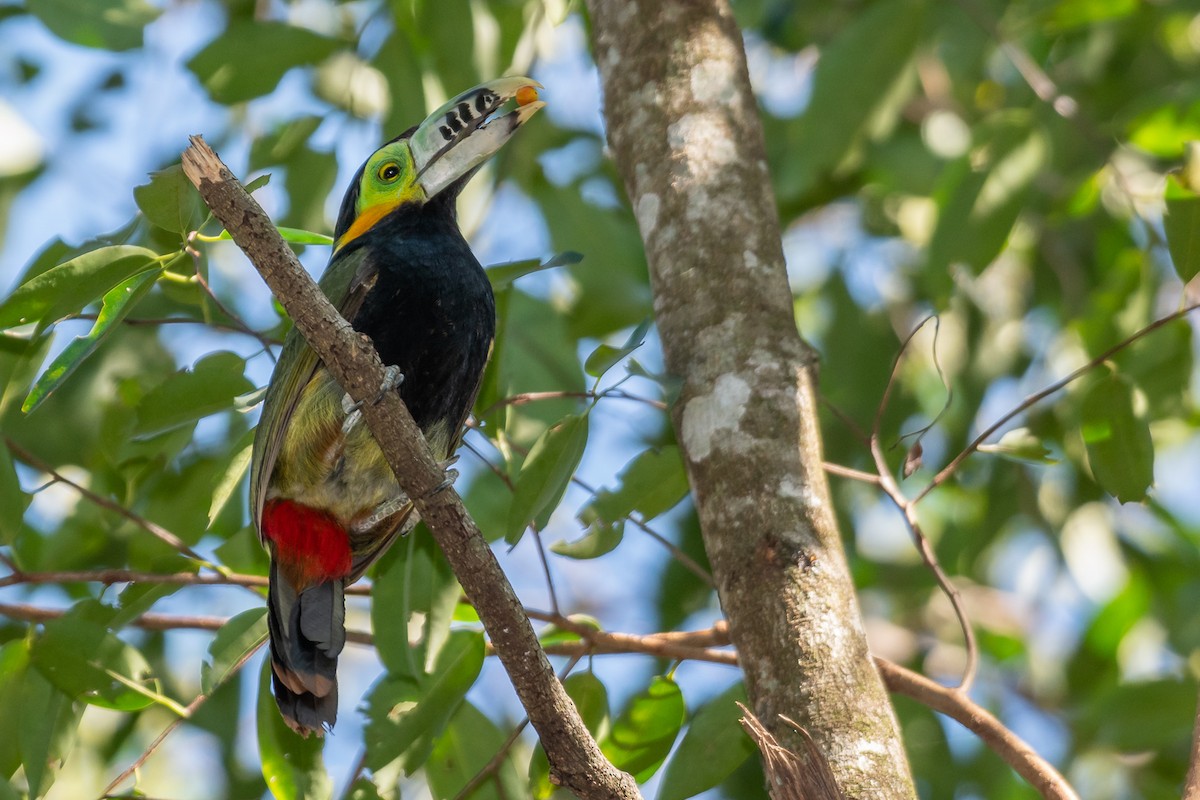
586,2,918,797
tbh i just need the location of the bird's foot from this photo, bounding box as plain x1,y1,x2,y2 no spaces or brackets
352,494,412,534
341,366,405,435
420,456,460,500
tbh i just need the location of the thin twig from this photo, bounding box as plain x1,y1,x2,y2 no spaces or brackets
337,748,370,800
570,474,715,589
875,658,1080,800
0,601,732,664
868,319,978,691
822,462,881,485
530,524,561,617
915,301,1200,504
100,640,266,797
466,433,716,589
190,249,279,358
871,315,937,446
1184,686,1200,800
5,438,209,566
66,312,281,343
481,389,667,418
0,566,370,595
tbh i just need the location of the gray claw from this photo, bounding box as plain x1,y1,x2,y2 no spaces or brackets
341,366,405,435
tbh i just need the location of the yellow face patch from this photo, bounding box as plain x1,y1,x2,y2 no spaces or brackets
334,140,427,253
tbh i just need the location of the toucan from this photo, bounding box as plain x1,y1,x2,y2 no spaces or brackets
249,77,544,736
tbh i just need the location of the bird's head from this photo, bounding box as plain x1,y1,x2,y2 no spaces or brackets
333,76,545,253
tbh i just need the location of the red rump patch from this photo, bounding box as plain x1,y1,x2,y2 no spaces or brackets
262,499,353,584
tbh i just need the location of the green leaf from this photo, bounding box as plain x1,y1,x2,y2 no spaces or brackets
0,245,158,331
364,630,485,773
344,778,386,800
256,660,331,800
1164,189,1200,283
506,413,590,543
486,251,583,290
0,641,31,779
426,702,525,800
372,530,459,678
134,351,254,436
245,173,271,193
1086,678,1196,750
0,443,25,544
208,430,255,527
583,319,652,379
19,666,80,799
530,671,610,797
927,116,1048,274
206,225,332,245
202,608,268,695
26,0,159,51
581,445,690,525
1080,372,1154,503
22,268,160,413
585,319,653,378
30,605,159,711
187,21,342,105
111,582,178,629
776,0,924,198
600,675,685,783
134,165,205,235
976,427,1058,464
551,519,624,559
658,682,756,800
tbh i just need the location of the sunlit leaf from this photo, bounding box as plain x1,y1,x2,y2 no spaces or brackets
0,443,25,543
600,675,685,783
18,665,80,799
582,445,690,525
658,682,756,800
22,268,160,413
207,226,332,245
372,529,458,678
977,427,1058,464
506,412,589,542
1164,180,1200,283
426,702,525,800
202,608,267,695
208,430,254,527
0,641,30,779
30,604,158,711
134,165,205,236
364,630,485,772
585,318,652,378
256,661,331,800
0,246,158,331
551,518,624,559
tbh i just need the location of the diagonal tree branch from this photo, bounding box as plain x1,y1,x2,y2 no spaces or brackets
180,136,641,800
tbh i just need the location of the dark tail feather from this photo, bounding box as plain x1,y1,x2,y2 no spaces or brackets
267,562,345,736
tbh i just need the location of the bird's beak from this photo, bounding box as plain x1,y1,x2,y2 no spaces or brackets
410,76,545,198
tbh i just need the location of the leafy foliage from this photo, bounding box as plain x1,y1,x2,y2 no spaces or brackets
1,0,1200,798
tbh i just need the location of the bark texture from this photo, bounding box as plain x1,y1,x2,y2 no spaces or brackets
586,2,918,796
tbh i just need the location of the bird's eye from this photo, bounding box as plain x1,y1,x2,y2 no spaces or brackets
377,163,402,182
